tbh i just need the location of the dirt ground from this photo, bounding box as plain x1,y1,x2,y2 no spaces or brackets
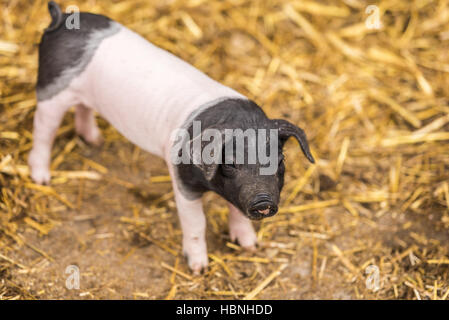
4,132,447,300
1,0,449,300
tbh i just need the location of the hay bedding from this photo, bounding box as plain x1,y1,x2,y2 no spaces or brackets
0,0,448,299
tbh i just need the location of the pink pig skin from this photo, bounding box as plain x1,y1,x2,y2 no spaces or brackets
28,22,256,274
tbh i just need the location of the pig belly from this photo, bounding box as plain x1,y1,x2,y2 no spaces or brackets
73,24,244,158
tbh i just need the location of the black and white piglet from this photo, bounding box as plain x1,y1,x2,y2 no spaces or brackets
29,2,315,273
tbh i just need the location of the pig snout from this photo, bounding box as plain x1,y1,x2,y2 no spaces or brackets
248,193,278,219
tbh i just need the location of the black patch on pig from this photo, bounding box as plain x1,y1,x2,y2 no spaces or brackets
36,2,119,100
173,98,314,218
174,98,285,215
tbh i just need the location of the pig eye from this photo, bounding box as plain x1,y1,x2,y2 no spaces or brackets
221,162,237,177
278,155,285,174
278,154,285,165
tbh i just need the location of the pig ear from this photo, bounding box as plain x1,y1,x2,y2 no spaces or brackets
188,128,227,181
272,119,315,164
197,154,219,182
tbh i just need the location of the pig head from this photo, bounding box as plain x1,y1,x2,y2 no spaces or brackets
173,99,315,221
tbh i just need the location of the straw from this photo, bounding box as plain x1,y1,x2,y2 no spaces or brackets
0,0,448,300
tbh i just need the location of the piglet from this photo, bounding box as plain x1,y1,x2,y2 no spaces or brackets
29,2,315,274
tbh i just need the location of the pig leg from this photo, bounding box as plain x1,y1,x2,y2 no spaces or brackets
75,105,103,146
29,95,75,185
167,164,208,274
174,192,208,274
228,203,257,251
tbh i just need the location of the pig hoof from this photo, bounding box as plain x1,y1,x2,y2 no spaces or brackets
80,132,104,146
89,134,104,147
190,261,207,275
30,166,51,185
183,237,208,274
185,253,208,275
183,249,208,275
242,244,257,252
230,227,258,250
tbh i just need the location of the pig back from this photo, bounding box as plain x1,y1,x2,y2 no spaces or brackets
77,23,244,158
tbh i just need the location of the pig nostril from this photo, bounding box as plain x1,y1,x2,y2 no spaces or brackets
254,193,272,203
249,194,278,217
